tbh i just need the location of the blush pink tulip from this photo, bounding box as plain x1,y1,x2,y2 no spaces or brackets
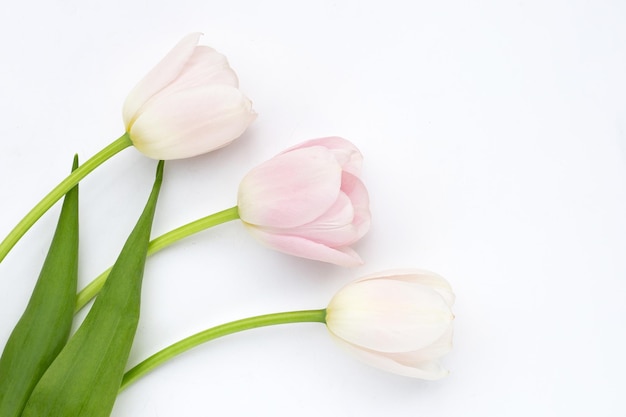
237,137,370,266
325,270,455,379
123,33,256,160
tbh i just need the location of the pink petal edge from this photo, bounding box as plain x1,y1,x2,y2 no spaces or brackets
243,224,363,266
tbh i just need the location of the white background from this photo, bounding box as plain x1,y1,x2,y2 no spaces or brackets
1,1,626,416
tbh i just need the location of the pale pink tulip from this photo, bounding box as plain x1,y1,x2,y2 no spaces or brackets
237,137,370,266
325,269,455,379
123,33,256,160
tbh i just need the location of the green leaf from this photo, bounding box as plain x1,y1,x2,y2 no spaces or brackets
21,160,164,417
0,155,80,417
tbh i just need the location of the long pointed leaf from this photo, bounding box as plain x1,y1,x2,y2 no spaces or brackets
0,155,79,417
21,160,164,417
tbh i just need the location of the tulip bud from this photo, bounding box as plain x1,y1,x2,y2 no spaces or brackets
123,33,256,160
237,137,371,266
325,270,455,379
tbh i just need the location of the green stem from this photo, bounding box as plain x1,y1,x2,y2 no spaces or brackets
74,206,240,312
0,133,133,263
120,309,327,392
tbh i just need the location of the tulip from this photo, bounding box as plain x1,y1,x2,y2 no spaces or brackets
116,269,454,390
0,34,256,263
74,138,368,309
325,269,455,379
123,33,257,160
237,137,371,266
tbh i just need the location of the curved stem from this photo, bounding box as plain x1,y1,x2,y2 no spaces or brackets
74,206,240,312
120,309,327,392
0,133,133,263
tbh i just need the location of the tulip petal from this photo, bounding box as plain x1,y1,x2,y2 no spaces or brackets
326,279,453,352
123,33,201,128
360,269,455,307
287,182,368,247
152,46,239,101
372,325,453,378
393,325,454,364
397,272,456,307
287,192,358,246
281,137,363,176
244,225,363,266
238,147,343,228
328,333,450,380
340,172,371,239
129,85,256,160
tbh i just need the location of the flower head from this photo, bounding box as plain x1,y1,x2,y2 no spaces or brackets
123,33,256,160
237,137,370,266
325,269,455,379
